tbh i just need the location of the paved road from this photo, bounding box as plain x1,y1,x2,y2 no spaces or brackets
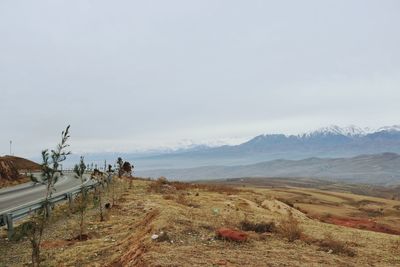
0,174,88,214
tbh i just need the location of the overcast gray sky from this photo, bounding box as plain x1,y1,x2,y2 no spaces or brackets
1,0,399,157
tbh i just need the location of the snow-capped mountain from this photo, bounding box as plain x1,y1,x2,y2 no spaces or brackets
70,125,400,171
376,125,400,133
304,125,400,137
129,125,400,170
303,125,374,137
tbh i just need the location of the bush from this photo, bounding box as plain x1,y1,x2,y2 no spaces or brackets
316,233,356,257
162,194,175,200
240,220,276,233
391,238,400,253
147,177,174,193
176,194,189,206
276,216,303,242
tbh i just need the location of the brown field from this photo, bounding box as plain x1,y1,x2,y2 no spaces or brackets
255,187,400,235
1,177,400,266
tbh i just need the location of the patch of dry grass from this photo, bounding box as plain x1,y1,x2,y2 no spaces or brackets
148,177,241,195
276,215,303,242
316,233,356,257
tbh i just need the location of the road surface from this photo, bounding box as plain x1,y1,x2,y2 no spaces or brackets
0,173,89,214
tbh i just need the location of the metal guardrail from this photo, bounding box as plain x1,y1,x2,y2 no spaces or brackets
0,173,102,239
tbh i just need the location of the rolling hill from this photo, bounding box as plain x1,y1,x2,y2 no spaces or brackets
136,153,400,185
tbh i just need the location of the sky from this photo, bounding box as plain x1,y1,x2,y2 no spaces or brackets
0,0,399,158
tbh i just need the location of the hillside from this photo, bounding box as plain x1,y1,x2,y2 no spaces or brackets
0,156,40,187
1,156,41,171
212,177,400,200
136,153,400,186
1,177,399,266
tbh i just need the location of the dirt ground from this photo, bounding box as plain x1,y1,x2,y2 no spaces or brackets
1,177,400,266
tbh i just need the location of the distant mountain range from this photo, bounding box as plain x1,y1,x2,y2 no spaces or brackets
59,125,400,172
129,124,400,170
136,152,400,186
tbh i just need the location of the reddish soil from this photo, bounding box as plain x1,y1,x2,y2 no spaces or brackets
216,228,248,242
324,216,400,235
42,234,91,249
41,240,74,249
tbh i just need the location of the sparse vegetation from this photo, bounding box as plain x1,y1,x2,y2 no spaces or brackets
148,177,241,195
117,157,124,178
240,220,276,233
73,156,88,240
122,161,133,177
391,238,400,253
15,126,71,266
91,172,106,221
116,157,134,178
315,233,356,257
276,215,303,242
2,178,400,266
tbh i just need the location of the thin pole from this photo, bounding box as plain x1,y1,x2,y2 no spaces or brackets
9,140,12,156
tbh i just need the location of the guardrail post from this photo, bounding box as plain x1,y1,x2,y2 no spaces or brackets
67,193,73,207
45,203,52,217
6,213,14,240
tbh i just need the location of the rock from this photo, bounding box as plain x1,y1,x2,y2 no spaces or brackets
151,234,159,240
216,228,248,242
212,208,220,215
215,259,228,265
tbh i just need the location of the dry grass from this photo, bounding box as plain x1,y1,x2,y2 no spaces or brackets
316,233,356,257
276,215,303,242
1,178,400,266
391,238,400,253
176,193,190,206
148,177,241,195
260,187,400,235
239,220,276,233
0,176,30,188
